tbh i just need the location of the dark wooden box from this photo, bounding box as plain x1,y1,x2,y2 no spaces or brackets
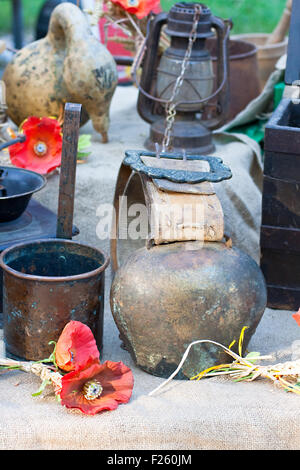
261,98,300,310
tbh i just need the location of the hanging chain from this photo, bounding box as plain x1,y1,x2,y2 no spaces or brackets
161,4,202,152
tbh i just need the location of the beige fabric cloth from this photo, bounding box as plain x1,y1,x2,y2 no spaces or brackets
0,86,298,450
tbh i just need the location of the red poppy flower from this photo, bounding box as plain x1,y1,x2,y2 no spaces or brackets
55,321,100,372
9,116,62,174
292,308,300,327
110,0,161,19
60,360,134,415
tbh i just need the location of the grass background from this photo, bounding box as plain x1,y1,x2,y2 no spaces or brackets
0,0,288,35
161,0,287,34
0,0,45,33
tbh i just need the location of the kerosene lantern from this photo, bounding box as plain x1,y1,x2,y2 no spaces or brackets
135,2,231,154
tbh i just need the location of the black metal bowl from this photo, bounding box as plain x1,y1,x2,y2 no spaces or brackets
0,166,47,222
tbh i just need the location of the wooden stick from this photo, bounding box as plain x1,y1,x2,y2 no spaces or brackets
56,103,81,240
266,0,292,45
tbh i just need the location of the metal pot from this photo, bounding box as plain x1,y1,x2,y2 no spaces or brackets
206,37,261,122
111,240,266,379
0,239,109,361
232,33,288,91
110,153,267,380
0,166,46,222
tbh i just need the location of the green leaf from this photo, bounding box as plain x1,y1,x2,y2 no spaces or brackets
32,379,51,397
0,365,21,370
234,373,254,382
77,151,91,160
48,341,58,369
207,367,231,374
33,341,58,369
77,134,92,151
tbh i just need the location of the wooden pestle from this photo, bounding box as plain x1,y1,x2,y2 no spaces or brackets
56,103,82,240
0,41,6,55
266,0,292,45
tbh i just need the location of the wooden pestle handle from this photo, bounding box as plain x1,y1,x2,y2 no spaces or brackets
56,103,82,240
0,40,6,54
266,0,292,45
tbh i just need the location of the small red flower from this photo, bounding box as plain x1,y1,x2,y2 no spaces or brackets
292,308,300,327
110,0,161,19
9,116,62,174
55,321,100,372
60,360,134,415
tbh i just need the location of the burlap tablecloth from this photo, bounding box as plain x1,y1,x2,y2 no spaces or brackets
0,86,299,451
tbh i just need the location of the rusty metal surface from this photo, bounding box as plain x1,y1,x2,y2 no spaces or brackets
0,239,109,361
123,150,232,183
205,38,260,122
110,240,267,379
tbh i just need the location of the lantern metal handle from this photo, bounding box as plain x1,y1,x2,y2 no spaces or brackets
135,12,168,125
204,14,231,130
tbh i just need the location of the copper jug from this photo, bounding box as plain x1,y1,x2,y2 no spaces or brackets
110,150,267,379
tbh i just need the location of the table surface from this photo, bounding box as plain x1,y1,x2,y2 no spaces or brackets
0,86,299,451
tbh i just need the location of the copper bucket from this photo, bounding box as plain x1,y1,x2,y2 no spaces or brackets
206,38,261,123
232,33,288,90
0,239,109,361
